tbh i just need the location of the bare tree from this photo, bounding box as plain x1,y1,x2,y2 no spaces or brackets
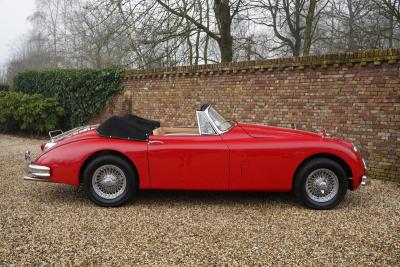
380,0,400,22
4,0,400,78
153,0,245,62
251,0,328,56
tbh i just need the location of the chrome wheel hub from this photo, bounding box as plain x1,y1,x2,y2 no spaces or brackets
305,168,339,203
92,165,127,200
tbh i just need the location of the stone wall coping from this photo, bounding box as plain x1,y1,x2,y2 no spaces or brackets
124,48,400,80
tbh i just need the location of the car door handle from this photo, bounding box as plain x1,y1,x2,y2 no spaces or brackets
149,140,164,145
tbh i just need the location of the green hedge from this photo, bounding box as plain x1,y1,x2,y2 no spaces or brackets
0,92,64,134
0,84,9,92
14,68,124,129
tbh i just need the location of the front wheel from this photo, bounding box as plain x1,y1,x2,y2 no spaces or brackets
83,155,137,207
294,158,348,210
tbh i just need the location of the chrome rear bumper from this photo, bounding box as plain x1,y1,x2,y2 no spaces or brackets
24,175,51,182
24,164,51,182
24,150,51,182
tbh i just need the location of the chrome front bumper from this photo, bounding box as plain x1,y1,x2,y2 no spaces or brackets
360,158,369,186
24,150,51,182
361,175,369,186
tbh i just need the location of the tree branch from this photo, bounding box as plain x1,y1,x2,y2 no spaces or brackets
155,0,220,41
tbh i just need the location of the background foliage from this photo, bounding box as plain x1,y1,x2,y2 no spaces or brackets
0,84,10,92
0,92,64,134
14,68,124,129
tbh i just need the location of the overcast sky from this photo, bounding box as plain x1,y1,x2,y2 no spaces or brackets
0,0,36,66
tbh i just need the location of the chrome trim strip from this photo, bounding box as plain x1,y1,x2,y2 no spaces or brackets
24,176,51,182
148,140,164,144
362,159,367,170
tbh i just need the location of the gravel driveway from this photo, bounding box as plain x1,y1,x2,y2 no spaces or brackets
0,134,399,266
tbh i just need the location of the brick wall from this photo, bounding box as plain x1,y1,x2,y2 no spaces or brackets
93,49,400,182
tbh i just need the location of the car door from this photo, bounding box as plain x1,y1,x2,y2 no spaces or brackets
147,133,230,190
220,125,303,191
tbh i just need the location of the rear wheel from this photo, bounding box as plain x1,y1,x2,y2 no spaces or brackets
294,158,348,210
83,155,137,207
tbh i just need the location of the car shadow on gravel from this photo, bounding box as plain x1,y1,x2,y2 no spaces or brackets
37,184,300,208
136,190,298,207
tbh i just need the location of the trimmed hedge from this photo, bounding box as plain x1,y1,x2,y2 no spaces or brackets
0,92,64,134
0,84,9,92
14,68,124,129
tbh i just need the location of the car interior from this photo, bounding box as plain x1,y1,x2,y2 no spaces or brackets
152,104,212,136
152,127,199,136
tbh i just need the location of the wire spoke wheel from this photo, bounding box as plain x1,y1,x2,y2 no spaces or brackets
92,164,127,200
305,168,339,203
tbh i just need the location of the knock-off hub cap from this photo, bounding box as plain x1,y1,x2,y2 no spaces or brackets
305,168,339,203
92,165,127,200
315,177,328,193
100,174,118,187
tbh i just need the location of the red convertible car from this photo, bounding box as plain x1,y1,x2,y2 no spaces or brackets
24,104,367,209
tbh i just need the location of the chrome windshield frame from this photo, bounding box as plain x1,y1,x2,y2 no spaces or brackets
196,110,218,135
196,105,234,135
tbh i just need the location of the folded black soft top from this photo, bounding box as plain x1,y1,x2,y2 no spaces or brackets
96,114,160,141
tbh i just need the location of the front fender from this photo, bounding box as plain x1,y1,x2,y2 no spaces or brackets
35,138,150,188
301,139,366,190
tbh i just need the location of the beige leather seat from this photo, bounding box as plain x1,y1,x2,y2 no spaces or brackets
153,127,198,136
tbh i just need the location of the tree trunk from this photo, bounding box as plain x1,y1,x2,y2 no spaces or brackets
204,35,209,64
293,37,301,56
186,19,193,65
95,46,102,68
303,0,318,55
204,0,210,64
245,37,252,61
292,0,302,56
388,14,394,48
214,0,233,62
195,30,200,65
347,0,356,51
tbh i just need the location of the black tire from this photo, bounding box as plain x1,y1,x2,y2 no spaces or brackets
83,155,137,207
294,158,348,210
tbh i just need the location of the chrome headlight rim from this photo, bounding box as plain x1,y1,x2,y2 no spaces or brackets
362,159,367,170
352,143,358,153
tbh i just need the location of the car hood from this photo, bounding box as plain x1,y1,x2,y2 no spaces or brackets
238,123,322,139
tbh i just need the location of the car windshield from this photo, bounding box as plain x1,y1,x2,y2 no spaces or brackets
207,106,234,132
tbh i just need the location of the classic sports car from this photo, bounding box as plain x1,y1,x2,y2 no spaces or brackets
24,104,367,209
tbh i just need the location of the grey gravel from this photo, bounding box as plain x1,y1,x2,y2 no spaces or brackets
0,134,399,266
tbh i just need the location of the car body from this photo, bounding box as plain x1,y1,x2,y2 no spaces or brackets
24,104,368,209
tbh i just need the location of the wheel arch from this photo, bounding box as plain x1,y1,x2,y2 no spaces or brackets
292,153,353,190
79,150,139,185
